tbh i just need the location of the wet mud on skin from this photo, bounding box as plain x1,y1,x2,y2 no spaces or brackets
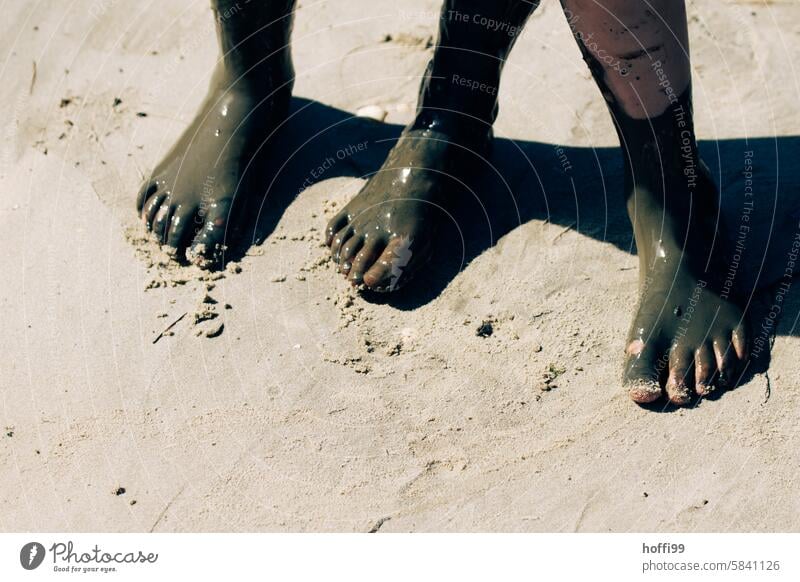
324,129,479,292
126,0,794,407
325,0,539,292
619,102,749,407
136,0,296,269
559,0,749,405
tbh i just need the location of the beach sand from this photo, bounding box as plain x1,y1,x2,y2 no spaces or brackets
1,0,799,532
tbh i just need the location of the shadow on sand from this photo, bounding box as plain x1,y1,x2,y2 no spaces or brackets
230,97,800,403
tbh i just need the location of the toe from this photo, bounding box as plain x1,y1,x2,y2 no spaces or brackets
339,235,363,274
187,198,233,269
363,237,413,292
349,238,385,286
694,343,716,397
712,336,738,389
142,193,167,230
732,323,749,362
152,203,174,244
623,339,664,404
136,179,159,213
325,212,348,247
330,225,353,262
665,347,693,406
165,204,198,250
362,247,396,291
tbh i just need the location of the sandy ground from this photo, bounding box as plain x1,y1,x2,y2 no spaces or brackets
2,0,800,532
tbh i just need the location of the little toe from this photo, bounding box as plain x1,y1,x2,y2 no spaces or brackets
665,347,694,406
713,337,738,389
329,226,353,262
694,343,716,397
325,213,349,247
623,339,664,403
137,179,159,213
187,198,234,269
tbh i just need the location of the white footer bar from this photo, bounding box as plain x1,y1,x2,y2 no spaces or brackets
1,533,796,581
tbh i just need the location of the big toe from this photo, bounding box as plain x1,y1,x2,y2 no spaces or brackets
363,237,416,292
187,198,234,269
164,204,198,251
348,239,385,287
623,339,664,404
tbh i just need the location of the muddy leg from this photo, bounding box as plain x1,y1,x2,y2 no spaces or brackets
325,1,540,291
137,0,296,268
560,0,748,405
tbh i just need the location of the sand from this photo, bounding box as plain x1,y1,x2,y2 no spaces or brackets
1,0,799,532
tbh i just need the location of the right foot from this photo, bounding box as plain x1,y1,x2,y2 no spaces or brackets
324,0,537,291
324,127,485,291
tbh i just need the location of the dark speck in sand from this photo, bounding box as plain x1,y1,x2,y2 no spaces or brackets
114,487,126,496
476,321,494,338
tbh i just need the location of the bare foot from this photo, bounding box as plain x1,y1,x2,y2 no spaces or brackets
624,167,749,405
136,0,294,268
325,128,481,291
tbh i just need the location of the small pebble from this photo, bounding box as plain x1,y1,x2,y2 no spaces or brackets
205,322,224,338
476,321,494,338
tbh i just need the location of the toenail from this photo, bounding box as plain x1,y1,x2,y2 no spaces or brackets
626,339,645,356
627,379,661,403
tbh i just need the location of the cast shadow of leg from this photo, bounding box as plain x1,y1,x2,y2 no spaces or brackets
221,97,800,400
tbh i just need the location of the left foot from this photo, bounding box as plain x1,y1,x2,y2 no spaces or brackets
624,167,749,405
135,0,295,268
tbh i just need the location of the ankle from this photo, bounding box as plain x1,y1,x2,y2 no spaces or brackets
408,109,494,157
212,0,295,91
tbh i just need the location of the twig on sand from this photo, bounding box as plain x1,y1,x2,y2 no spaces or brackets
30,61,37,95
152,312,187,344
368,516,391,533
150,485,185,532
552,221,577,244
